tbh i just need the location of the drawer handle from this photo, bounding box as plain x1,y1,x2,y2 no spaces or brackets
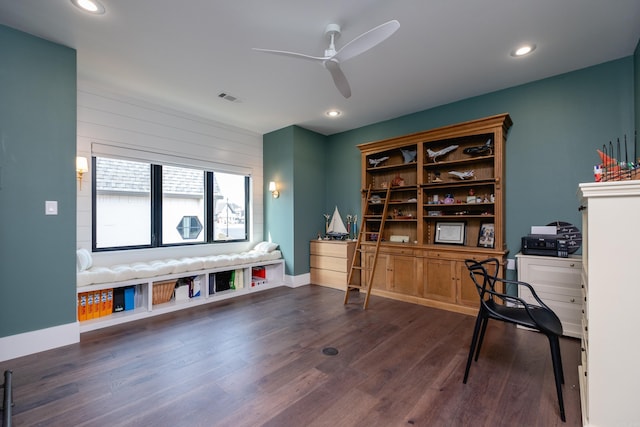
570,298,575,303
569,263,575,267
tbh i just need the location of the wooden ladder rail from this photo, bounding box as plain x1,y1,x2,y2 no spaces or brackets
344,185,391,309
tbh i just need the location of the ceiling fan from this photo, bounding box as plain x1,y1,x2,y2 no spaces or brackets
253,20,400,98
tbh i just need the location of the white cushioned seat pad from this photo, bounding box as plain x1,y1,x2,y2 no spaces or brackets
77,249,282,287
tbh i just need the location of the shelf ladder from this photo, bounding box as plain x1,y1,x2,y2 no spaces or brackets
344,185,391,309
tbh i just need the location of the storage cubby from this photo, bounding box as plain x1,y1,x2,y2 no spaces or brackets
77,259,285,332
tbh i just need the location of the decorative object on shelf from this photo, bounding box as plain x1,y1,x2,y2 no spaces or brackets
391,174,405,186
352,215,358,239
432,171,443,182
400,148,417,163
369,156,389,167
346,215,352,238
326,206,349,240
435,221,466,245
323,213,331,234
444,194,454,204
477,222,495,248
595,132,639,182
463,138,493,156
370,195,382,203
427,145,459,162
547,220,582,254
466,188,476,203
449,170,475,180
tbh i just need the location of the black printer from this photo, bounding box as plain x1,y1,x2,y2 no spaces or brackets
521,234,569,258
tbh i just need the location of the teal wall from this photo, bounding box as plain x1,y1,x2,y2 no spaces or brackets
264,55,640,280
326,57,634,261
264,126,326,276
0,25,77,337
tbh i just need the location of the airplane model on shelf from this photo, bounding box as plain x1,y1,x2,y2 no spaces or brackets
369,156,389,167
427,145,458,162
463,139,493,156
449,170,475,180
400,149,417,163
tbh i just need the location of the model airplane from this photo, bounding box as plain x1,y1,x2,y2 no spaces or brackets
427,145,458,162
369,156,389,167
400,149,417,163
449,170,474,180
463,139,493,156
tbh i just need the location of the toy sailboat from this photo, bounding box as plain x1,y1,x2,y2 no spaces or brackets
327,206,349,239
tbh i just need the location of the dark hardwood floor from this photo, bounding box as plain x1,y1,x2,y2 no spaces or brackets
1,285,582,426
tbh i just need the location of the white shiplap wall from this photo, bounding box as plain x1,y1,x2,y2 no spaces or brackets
76,82,264,267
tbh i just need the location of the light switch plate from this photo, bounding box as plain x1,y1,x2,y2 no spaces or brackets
45,200,58,215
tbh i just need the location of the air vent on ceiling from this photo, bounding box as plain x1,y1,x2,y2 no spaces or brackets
218,92,238,102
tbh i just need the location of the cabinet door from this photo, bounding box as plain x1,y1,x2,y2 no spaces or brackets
457,261,480,307
425,257,456,303
363,251,388,290
388,255,422,297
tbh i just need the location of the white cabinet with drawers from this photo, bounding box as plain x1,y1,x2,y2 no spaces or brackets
578,181,640,426
516,253,582,338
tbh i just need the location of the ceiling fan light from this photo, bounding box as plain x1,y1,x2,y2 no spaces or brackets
326,110,341,117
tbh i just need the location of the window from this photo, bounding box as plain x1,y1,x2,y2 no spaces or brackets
93,157,248,250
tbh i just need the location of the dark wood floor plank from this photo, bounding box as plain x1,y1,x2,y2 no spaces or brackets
0,285,581,426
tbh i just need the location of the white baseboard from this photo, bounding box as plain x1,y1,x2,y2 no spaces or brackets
285,273,310,288
0,322,79,363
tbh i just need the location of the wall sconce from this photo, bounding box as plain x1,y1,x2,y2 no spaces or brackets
268,181,279,198
76,156,89,190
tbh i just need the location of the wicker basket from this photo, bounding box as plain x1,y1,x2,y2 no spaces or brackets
153,280,176,305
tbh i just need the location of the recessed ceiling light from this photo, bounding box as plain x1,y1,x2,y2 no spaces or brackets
71,0,105,15
326,110,341,117
511,44,536,57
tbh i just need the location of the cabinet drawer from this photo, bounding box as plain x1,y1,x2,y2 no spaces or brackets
520,282,581,302
310,268,348,287
381,247,419,256
520,262,582,293
310,241,351,257
310,254,349,273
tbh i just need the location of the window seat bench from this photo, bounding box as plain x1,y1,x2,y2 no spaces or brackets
76,246,284,332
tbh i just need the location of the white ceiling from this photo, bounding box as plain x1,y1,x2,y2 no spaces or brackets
1,0,639,136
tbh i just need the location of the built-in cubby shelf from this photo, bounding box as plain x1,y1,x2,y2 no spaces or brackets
77,259,284,333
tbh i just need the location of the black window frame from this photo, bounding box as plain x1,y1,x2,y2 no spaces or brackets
91,156,249,252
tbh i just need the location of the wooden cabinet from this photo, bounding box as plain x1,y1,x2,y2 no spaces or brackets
516,253,582,338
578,181,640,426
310,240,356,290
362,246,422,298
424,251,493,314
357,114,511,314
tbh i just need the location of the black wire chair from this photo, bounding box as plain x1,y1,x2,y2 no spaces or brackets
463,258,566,422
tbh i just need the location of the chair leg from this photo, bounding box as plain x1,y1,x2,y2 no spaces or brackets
474,316,489,362
463,312,484,384
548,335,566,422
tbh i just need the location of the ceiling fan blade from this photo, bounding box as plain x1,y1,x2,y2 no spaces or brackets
252,48,327,62
333,20,400,62
324,59,351,98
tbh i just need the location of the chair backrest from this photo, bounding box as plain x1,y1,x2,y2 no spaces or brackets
464,258,500,301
